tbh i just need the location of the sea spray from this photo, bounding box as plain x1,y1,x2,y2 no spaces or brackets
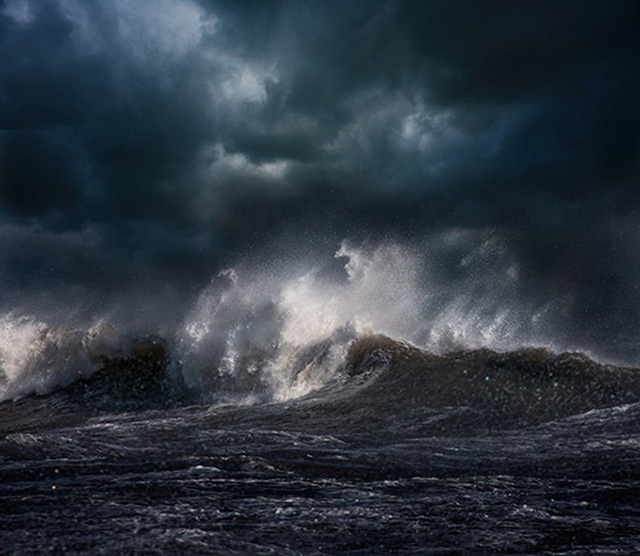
0,315,130,401
172,237,559,404
172,241,426,403
0,235,585,403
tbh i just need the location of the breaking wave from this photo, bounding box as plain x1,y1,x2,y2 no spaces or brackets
172,237,565,405
1,238,638,423
0,316,134,400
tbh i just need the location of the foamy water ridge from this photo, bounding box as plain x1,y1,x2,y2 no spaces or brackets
1,237,570,402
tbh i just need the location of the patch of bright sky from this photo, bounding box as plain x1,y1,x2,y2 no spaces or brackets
399,105,459,152
204,143,289,184
112,0,213,59
203,50,279,105
55,0,215,62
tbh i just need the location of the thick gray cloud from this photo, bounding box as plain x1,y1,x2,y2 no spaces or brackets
1,0,639,348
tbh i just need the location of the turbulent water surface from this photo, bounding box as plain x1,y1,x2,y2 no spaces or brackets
2,243,640,554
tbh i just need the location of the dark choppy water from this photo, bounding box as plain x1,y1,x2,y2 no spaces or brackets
3,243,640,553
2,335,640,554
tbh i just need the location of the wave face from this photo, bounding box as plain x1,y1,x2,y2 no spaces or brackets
335,335,640,433
2,332,640,438
1,238,638,428
174,241,429,404
173,238,561,406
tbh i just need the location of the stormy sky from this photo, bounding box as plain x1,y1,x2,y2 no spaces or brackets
1,0,639,347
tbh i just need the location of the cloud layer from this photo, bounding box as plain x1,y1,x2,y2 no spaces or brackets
1,0,639,351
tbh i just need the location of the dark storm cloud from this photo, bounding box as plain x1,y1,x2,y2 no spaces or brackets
0,131,84,220
1,0,639,342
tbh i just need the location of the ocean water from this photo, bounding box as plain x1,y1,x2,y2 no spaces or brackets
2,241,640,554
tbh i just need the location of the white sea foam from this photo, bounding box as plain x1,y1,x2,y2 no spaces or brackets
1,235,563,403
0,316,130,401
174,236,553,404
174,241,426,403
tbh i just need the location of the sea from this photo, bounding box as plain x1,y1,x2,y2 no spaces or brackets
2,240,639,554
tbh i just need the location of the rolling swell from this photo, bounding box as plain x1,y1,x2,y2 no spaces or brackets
216,335,640,438
334,335,640,433
4,332,640,438
7,239,639,437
